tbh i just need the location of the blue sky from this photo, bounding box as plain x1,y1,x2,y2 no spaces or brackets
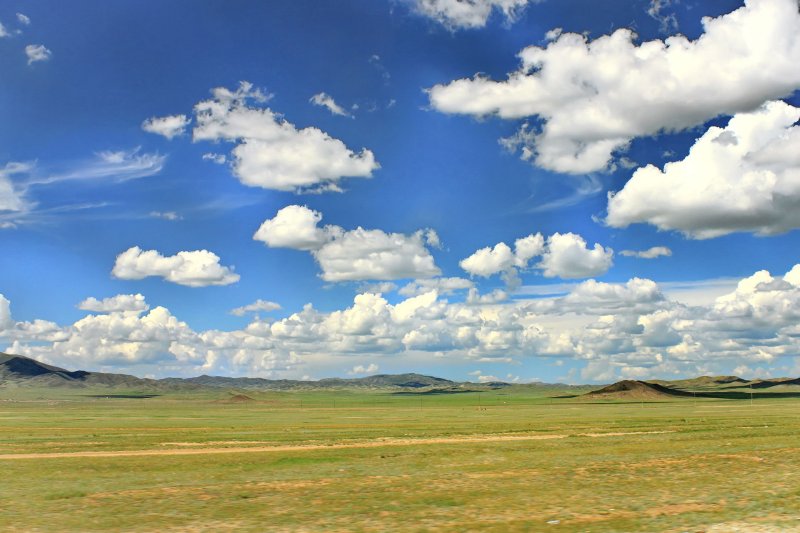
2,0,800,383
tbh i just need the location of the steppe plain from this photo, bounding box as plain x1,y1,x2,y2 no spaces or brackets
2,377,800,532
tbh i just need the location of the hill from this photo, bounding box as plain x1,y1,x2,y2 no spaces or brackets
0,352,460,392
0,352,181,390
586,380,695,399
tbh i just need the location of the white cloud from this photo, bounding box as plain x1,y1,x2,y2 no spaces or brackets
399,277,474,297
78,294,150,314
25,44,51,65
252,204,330,250
647,0,678,33
428,0,800,173
539,278,666,315
538,233,613,279
461,231,611,281
149,211,182,221
192,82,378,192
202,153,226,164
357,282,399,294
0,151,164,228
25,148,165,187
254,205,441,282
112,246,240,287
0,294,12,331
466,287,508,305
308,228,441,282
310,92,352,117
231,300,282,317
6,264,800,379
16,13,30,26
620,246,672,259
460,233,544,278
410,0,539,29
142,115,190,140
0,163,30,213
460,242,515,277
607,101,800,239
348,363,379,375
0,22,9,38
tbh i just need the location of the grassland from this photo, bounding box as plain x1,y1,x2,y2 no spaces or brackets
1,387,799,532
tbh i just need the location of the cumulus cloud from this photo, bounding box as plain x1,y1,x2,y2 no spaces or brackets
78,294,150,314
230,300,282,317
399,277,474,297
252,204,329,250
460,233,545,278
310,92,352,117
460,231,611,281
349,363,379,375
538,233,613,279
112,246,240,287
357,282,399,295
190,82,378,192
25,44,51,65
536,278,666,315
142,114,190,140
460,242,516,277
0,294,12,331
0,22,10,38
607,101,800,239
6,263,800,379
410,0,539,29
428,0,800,173
16,13,30,26
620,246,672,259
253,205,441,282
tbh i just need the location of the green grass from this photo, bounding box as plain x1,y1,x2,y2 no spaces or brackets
1,388,800,531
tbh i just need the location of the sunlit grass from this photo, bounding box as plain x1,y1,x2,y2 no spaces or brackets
1,388,799,531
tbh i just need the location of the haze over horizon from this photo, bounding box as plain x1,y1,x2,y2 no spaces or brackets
2,0,800,384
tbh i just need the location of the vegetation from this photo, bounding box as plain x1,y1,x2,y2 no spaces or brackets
2,383,800,532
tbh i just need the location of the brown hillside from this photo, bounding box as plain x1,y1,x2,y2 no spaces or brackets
216,393,256,404
586,380,692,399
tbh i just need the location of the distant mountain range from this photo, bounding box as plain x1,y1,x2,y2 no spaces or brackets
0,352,496,391
3,352,800,395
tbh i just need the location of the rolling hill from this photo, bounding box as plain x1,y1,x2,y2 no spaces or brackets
585,380,695,399
0,352,464,392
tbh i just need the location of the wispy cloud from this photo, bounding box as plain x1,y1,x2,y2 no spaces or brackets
515,175,603,214
0,149,165,228
310,92,352,117
149,211,182,221
23,148,165,187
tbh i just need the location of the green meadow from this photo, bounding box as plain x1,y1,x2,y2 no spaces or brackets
1,388,799,532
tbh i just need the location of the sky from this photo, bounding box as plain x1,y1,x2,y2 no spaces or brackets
2,0,800,383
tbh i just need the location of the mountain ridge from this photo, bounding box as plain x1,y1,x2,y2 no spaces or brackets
4,352,800,394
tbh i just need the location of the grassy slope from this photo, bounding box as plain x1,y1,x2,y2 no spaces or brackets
1,389,799,532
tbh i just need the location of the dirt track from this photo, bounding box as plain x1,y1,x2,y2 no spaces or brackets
0,430,673,460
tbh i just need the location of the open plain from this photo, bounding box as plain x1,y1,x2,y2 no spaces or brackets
2,387,800,532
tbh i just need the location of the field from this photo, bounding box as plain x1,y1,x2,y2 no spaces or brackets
1,388,800,532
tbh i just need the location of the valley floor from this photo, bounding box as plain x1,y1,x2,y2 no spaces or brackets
1,390,799,532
